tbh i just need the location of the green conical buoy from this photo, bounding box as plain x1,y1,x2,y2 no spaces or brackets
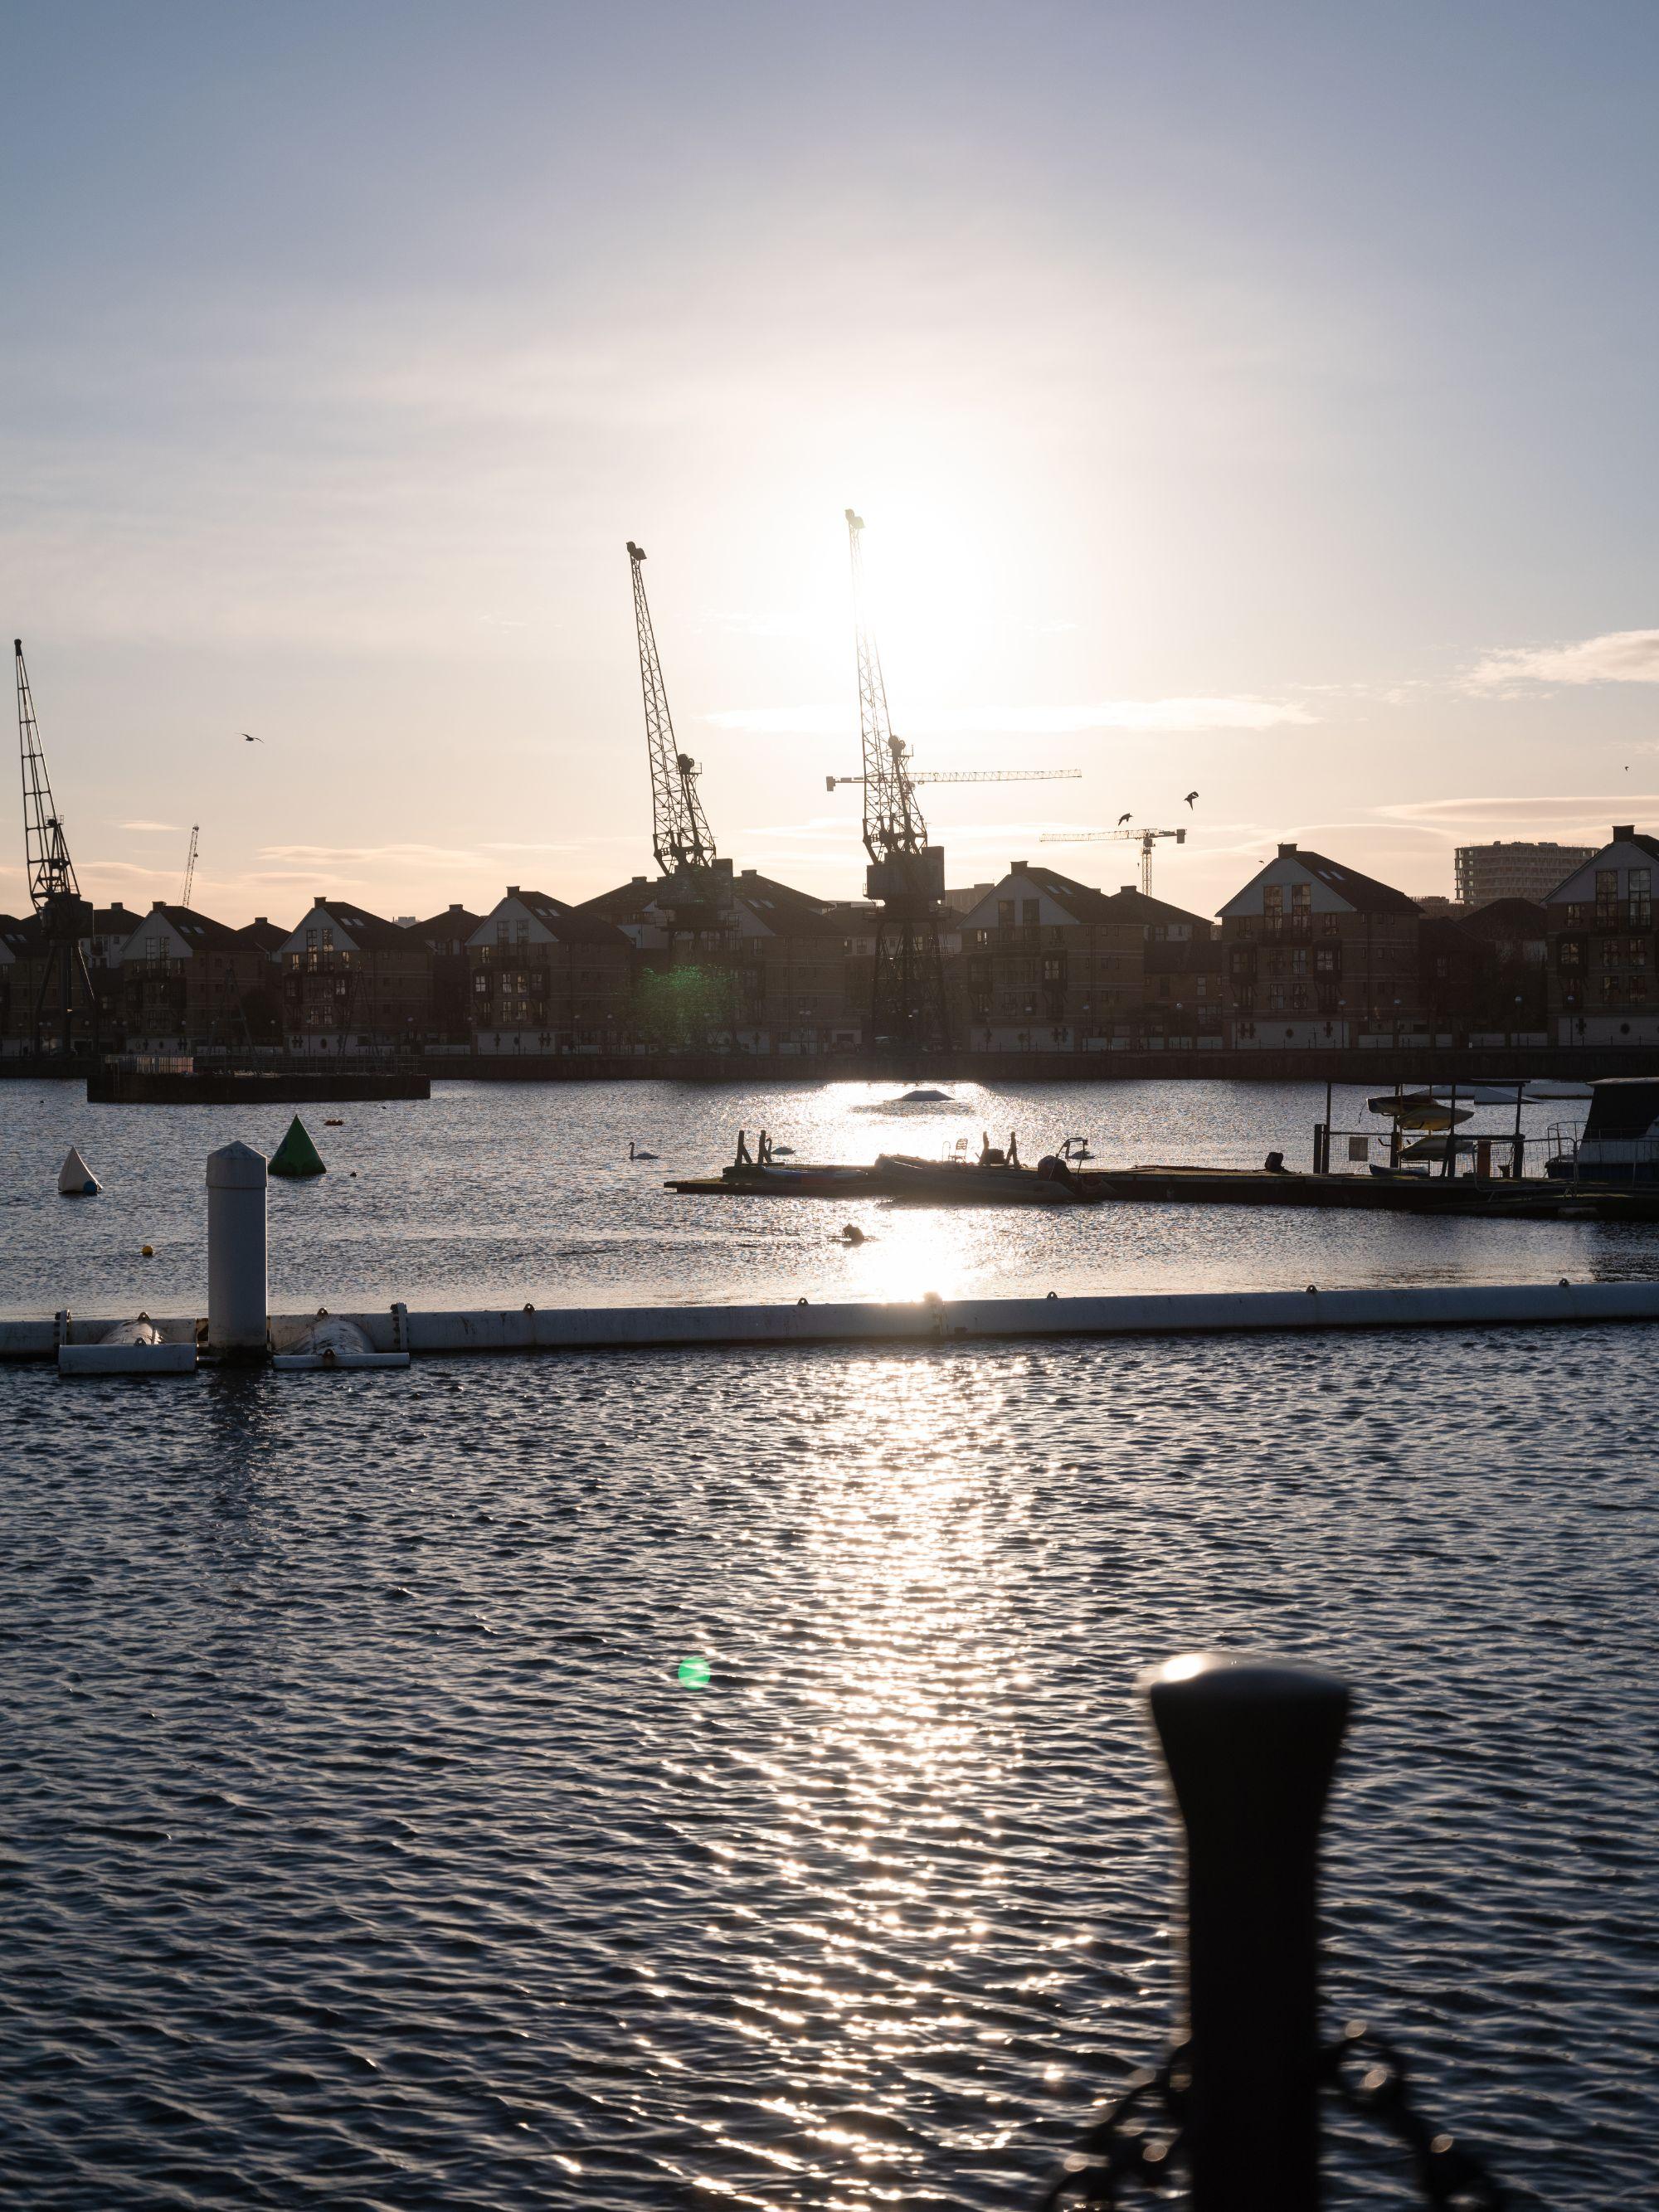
270,1115,327,1179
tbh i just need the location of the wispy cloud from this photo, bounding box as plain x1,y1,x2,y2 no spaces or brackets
258,841,484,867
1468,629,1659,689
693,609,821,640
1381,793,1659,824
119,819,185,834
703,697,1316,740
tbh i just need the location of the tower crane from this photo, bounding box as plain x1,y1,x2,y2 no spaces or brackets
839,508,955,1054
826,757,1081,793
1040,823,1186,897
14,638,96,1055
180,824,199,908
626,541,727,935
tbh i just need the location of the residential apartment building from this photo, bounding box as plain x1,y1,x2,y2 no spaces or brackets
1544,827,1659,1046
1419,899,1550,1044
1219,844,1423,1048
0,901,141,1053
953,865,1221,1049
467,889,634,1053
582,866,859,1052
406,904,484,1048
1455,839,1593,908
276,898,435,1053
120,902,287,1051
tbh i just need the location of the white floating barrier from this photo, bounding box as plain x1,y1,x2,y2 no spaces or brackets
206,1140,269,1358
58,1315,196,1377
272,1315,410,1371
57,1146,100,1197
11,1278,1659,1367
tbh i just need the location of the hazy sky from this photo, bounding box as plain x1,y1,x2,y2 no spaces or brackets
5,2,1657,925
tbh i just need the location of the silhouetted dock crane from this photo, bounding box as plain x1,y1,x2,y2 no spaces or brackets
14,639,96,1055
836,510,954,1053
1041,822,1186,895
626,542,729,936
834,510,1081,1054
180,824,199,908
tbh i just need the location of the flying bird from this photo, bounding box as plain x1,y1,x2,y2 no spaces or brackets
241,732,263,744
1117,810,1131,826
1185,790,1199,809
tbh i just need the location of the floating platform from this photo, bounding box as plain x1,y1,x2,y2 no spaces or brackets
670,1155,1659,1221
86,1067,429,1104
12,1278,1659,1365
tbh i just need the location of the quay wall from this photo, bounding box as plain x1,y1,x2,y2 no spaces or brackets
8,1044,1659,1088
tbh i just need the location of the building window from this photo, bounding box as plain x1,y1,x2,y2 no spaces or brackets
1596,870,1619,921
1021,899,1039,926
997,900,1014,929
1631,870,1652,926
1291,882,1311,913
1263,885,1283,917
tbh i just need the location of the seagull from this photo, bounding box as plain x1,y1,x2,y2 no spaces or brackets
1117,810,1131,826
241,732,263,744
1185,790,1199,809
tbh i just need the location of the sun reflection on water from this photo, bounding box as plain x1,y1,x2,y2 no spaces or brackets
675,1355,1037,2193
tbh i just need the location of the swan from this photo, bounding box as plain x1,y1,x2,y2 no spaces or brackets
629,1140,659,1161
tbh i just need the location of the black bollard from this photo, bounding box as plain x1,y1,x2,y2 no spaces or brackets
1140,1652,1350,2212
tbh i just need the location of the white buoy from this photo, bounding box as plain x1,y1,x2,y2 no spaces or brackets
206,1140,269,1358
57,1146,100,1197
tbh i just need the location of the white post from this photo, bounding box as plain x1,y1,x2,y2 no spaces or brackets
207,1141,268,1358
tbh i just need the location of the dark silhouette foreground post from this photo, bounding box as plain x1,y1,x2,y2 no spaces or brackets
1140,1652,1350,2212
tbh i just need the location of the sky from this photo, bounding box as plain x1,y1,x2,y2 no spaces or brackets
3,0,1658,926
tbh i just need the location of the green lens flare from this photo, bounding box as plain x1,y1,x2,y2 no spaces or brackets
677,1655,712,1688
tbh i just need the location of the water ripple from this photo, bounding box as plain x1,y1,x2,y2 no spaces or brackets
1,1330,1655,2206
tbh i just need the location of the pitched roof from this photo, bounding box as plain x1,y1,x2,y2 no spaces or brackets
504,890,631,948
1272,849,1419,916
236,918,289,953
131,903,246,953
314,900,416,952
579,878,663,925
732,872,846,939
406,905,484,947
581,871,846,938
1459,897,1549,939
982,865,1210,931
1097,884,1214,930
1000,864,1119,924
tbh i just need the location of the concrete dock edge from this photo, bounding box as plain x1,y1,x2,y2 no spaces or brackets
6,1277,1659,1363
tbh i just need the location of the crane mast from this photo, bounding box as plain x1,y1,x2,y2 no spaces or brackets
181,824,200,908
844,509,950,1055
16,638,79,908
627,542,717,875
846,510,930,868
14,639,96,1055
